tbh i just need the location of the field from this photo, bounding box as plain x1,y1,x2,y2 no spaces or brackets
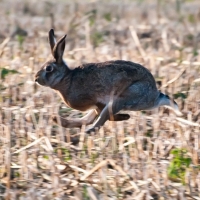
1,0,200,199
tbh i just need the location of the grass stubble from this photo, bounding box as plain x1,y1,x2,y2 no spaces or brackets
0,0,200,199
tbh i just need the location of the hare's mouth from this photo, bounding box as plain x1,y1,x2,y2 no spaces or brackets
35,77,39,82
35,76,40,84
35,76,46,86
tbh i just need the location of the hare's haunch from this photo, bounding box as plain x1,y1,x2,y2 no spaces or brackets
35,29,182,133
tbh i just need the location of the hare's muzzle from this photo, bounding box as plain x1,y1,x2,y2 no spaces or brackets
34,72,46,86
35,71,41,83
35,74,40,83
35,74,41,84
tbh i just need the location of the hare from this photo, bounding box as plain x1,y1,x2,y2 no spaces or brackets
35,29,182,133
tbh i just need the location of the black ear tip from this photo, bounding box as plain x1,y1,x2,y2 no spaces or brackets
49,29,54,35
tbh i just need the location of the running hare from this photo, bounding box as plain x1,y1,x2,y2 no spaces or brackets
35,29,182,133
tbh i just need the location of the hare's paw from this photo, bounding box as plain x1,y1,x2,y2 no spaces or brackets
85,126,98,134
85,127,95,134
112,114,130,121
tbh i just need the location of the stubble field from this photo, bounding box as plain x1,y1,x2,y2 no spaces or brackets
0,0,200,199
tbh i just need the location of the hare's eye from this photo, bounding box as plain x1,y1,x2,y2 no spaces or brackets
45,65,53,72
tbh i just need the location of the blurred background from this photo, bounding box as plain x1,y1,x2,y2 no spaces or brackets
1,0,200,199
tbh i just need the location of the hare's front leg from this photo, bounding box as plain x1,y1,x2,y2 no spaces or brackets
52,109,98,128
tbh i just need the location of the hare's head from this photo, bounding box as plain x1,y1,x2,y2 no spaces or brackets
35,29,69,88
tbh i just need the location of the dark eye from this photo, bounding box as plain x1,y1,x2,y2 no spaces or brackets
45,65,53,72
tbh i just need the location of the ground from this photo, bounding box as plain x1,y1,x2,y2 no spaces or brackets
0,0,200,199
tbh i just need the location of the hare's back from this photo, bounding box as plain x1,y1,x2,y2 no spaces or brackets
70,60,156,95
74,60,154,83
80,60,156,83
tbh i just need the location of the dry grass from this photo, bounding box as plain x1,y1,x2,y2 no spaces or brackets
0,0,200,199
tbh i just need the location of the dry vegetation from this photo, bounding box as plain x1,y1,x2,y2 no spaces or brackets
1,0,200,199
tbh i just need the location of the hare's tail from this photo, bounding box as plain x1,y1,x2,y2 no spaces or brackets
158,93,182,116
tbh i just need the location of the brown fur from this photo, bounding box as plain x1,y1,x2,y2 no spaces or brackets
35,29,180,133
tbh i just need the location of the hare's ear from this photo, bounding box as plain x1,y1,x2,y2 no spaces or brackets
49,29,56,54
52,34,67,63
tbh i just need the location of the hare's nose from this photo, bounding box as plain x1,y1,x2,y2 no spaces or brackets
35,75,39,82
35,71,40,82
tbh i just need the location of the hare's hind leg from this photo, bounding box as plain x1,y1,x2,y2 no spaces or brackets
86,100,125,133
52,109,98,128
